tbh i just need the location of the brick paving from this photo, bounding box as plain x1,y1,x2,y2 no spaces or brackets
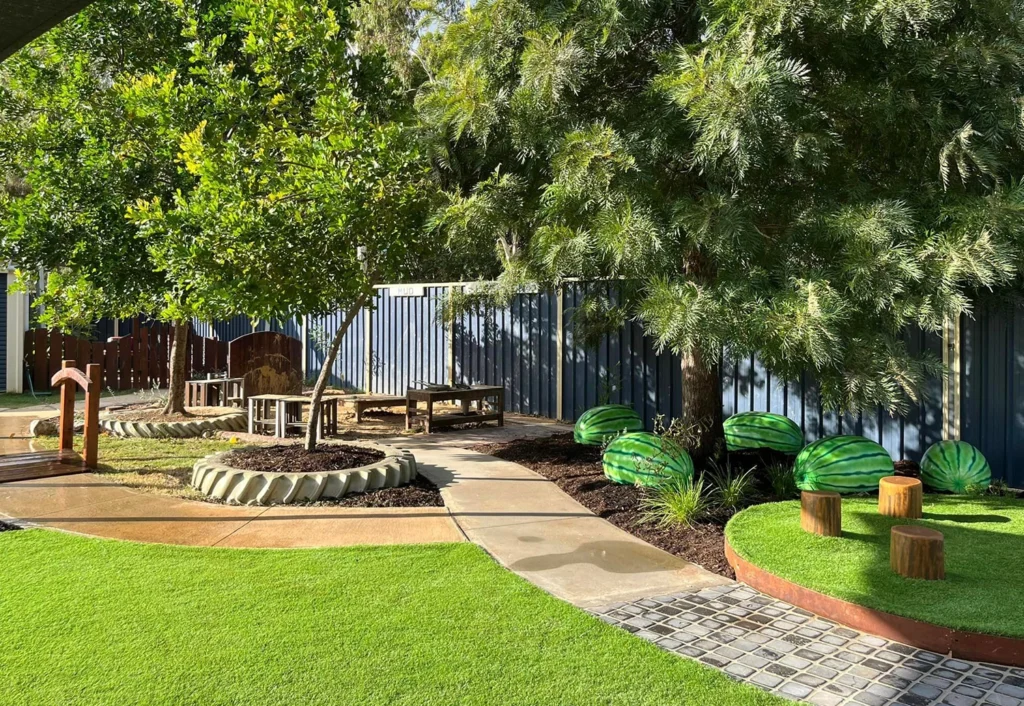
592,583,1024,706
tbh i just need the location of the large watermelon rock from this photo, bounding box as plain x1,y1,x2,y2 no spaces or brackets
602,432,694,487
574,404,644,446
921,440,992,494
794,435,894,494
724,412,804,454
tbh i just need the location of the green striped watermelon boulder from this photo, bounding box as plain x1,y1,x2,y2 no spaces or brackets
793,435,894,494
921,440,991,494
602,432,694,487
724,412,804,454
574,404,644,446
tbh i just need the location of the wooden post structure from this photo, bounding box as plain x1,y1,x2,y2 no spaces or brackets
891,526,944,580
50,361,101,470
879,477,923,519
84,364,101,469
58,360,76,454
800,491,842,537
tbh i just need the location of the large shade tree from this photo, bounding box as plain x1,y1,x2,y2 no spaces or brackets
417,0,1024,458
1,0,431,441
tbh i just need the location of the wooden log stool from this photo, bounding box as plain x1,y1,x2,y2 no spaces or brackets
801,490,842,537
890,526,944,580
879,476,923,519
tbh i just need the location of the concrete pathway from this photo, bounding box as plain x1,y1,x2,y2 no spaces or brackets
594,584,1024,706
401,435,729,607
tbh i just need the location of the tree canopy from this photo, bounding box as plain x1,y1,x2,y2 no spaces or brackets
416,0,1024,450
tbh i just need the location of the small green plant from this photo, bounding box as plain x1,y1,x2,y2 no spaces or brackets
638,477,713,528
964,482,988,497
767,462,799,500
988,479,1018,498
708,463,757,514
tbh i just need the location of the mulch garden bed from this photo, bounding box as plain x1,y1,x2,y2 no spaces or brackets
322,475,444,508
471,433,737,578
106,404,237,424
225,444,385,474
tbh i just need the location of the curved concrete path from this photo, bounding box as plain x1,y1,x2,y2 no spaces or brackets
0,413,728,607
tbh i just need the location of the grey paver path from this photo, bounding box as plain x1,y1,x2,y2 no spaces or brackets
593,583,1024,706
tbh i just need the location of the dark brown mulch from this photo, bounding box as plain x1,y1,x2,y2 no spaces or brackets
322,474,444,508
894,459,921,478
225,444,385,474
470,433,736,578
0,520,20,532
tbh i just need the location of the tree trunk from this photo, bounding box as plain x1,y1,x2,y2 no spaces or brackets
681,346,723,464
162,318,188,415
305,295,369,452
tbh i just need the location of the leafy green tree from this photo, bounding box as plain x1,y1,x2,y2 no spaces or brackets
130,0,431,450
417,0,1024,458
1,0,430,442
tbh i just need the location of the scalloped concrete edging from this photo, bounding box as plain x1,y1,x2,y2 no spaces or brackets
191,441,418,505
100,410,247,439
724,538,1024,667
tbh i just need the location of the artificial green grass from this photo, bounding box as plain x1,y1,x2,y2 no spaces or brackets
33,436,235,498
726,495,1024,638
0,530,783,706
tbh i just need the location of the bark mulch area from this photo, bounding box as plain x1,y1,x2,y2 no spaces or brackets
323,475,443,508
225,444,385,474
106,405,236,423
471,433,736,578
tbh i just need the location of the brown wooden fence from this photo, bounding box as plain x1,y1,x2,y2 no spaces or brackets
24,321,228,392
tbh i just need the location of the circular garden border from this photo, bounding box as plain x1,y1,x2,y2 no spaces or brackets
191,441,418,505
724,538,1024,667
100,410,247,439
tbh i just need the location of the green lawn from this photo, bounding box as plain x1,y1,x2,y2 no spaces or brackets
726,495,1024,638
0,531,781,706
34,436,236,498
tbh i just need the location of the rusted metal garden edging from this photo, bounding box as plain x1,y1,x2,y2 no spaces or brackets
724,538,1024,667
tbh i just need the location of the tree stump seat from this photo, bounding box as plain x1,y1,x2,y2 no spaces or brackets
801,490,842,537
890,525,944,580
879,476,923,518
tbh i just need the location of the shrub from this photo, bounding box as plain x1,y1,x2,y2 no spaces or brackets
638,476,713,528
708,463,757,514
767,463,799,500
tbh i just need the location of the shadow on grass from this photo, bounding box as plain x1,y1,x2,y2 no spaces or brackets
922,512,1010,524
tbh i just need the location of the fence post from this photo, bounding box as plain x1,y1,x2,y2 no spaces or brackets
942,315,961,441
448,286,458,387
556,285,564,421
363,304,373,394
300,315,308,380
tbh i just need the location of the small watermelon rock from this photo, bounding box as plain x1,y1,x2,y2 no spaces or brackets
724,412,803,454
921,440,991,494
602,432,694,487
794,435,894,494
574,404,644,446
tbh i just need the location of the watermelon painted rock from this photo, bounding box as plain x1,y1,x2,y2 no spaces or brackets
574,404,644,446
724,412,804,454
794,435,894,494
602,432,694,487
921,440,991,494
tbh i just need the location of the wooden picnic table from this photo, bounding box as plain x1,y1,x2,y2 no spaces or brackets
187,377,244,407
405,385,504,433
344,394,409,422
247,394,338,439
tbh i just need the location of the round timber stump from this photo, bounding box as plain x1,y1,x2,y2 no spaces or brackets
800,490,842,537
890,526,944,580
879,476,923,519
